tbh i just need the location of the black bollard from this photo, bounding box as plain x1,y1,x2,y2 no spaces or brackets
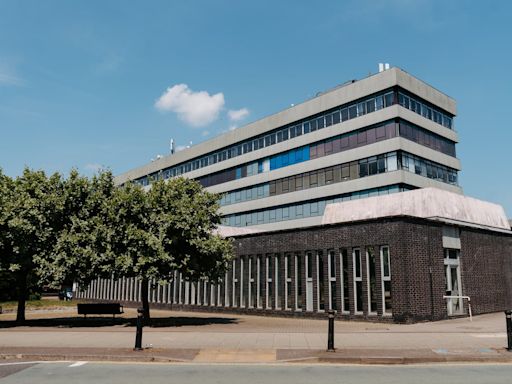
134,308,144,351
506,310,512,352
327,310,336,352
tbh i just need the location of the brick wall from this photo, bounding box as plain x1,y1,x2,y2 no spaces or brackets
77,216,512,323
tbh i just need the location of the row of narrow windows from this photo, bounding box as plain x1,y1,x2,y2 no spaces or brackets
221,145,459,227
220,150,457,207
197,118,456,190
221,184,412,227
76,246,392,316
133,88,454,186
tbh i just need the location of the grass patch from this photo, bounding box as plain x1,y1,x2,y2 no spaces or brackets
0,299,79,311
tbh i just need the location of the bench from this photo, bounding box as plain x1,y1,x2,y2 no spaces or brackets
77,303,124,318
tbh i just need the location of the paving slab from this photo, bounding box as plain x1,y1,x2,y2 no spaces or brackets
1,308,511,365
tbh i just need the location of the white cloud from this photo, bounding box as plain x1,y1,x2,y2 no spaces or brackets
228,108,249,122
155,84,225,127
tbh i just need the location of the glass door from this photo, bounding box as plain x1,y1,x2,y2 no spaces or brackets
444,249,463,316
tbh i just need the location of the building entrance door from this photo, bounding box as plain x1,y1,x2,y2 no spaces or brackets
444,249,463,316
305,252,313,311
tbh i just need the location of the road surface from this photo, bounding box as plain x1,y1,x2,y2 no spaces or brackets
1,361,512,384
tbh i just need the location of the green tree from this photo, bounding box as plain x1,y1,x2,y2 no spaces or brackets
0,168,65,323
36,170,117,291
108,177,233,322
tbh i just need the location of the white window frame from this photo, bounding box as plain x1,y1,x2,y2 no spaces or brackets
380,246,392,316
305,251,314,312
275,254,281,310
248,257,254,308
316,251,324,313
240,258,244,308
285,254,292,310
178,274,183,304
232,259,238,307
256,256,262,309
327,250,336,311
294,254,302,311
224,271,230,307
266,255,272,309
353,248,363,314
340,250,349,314
366,248,377,316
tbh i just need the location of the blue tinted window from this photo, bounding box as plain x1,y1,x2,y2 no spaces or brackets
303,146,310,161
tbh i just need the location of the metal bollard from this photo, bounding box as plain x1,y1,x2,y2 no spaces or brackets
506,310,512,352
327,310,336,352
134,308,144,351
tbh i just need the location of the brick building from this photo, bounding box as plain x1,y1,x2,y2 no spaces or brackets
76,67,512,322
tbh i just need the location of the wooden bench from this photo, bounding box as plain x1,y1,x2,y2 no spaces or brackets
77,303,124,318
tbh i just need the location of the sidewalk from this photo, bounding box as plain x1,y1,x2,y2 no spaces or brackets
1,308,511,364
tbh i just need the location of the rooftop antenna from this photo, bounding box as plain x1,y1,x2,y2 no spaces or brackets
170,138,175,155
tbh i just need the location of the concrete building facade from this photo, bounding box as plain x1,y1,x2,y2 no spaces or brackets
76,67,512,322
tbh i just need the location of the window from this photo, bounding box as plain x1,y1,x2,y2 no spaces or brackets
328,250,337,311
380,246,392,315
275,254,281,309
295,254,302,310
285,254,292,310
353,248,363,314
232,259,238,307
348,105,357,119
366,247,377,315
257,255,263,308
266,255,272,309
317,251,325,312
341,249,350,314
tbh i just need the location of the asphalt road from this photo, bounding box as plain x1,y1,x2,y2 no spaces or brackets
1,362,512,384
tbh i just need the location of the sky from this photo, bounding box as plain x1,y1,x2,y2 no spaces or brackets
1,0,511,216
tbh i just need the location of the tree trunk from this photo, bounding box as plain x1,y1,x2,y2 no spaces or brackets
16,273,27,324
140,278,151,325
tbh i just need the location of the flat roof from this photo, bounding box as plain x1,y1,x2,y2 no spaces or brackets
216,188,511,237
116,67,456,185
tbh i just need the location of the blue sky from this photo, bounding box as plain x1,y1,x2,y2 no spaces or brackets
1,0,511,216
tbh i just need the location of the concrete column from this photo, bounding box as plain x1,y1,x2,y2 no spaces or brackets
178,274,183,304
113,279,118,301
120,278,125,302
109,277,114,300
90,280,95,299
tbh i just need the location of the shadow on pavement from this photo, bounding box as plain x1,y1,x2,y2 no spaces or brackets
0,316,238,329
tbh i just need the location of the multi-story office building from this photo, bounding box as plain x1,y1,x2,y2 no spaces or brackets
79,67,512,323
116,67,461,231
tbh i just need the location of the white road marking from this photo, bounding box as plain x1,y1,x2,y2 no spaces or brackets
69,361,88,367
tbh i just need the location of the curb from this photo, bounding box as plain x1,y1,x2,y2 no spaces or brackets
3,351,512,365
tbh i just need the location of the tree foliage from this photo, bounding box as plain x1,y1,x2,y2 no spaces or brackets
0,168,65,322
0,168,233,323
105,177,233,320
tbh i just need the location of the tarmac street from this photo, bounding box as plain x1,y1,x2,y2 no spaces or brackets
2,362,512,384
